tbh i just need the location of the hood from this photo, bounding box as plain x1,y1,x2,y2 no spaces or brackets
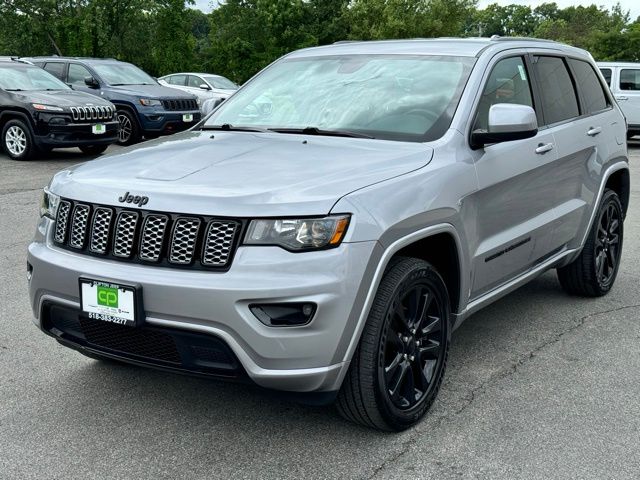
50,130,433,217
15,89,112,107
107,83,196,99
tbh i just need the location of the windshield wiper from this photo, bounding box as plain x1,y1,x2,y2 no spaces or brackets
202,123,271,133
270,126,374,139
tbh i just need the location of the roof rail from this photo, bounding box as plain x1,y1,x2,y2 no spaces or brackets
332,40,361,45
0,56,33,64
489,36,557,43
24,55,117,61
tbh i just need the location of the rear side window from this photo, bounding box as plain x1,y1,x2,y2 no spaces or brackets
43,62,66,81
67,64,92,86
534,56,579,125
599,68,612,87
620,69,640,91
569,59,609,114
473,56,534,131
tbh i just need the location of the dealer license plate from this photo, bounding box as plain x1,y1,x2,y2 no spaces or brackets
92,124,106,134
80,279,137,327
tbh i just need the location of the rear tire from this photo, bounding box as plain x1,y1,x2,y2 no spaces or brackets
557,189,623,296
79,144,109,156
2,119,35,160
336,257,450,431
116,109,141,145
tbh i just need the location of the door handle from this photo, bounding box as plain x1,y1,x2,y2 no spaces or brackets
587,126,602,137
535,142,554,154
616,96,628,101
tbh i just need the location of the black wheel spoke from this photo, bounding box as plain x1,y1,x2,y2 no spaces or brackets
419,340,441,360
420,315,441,337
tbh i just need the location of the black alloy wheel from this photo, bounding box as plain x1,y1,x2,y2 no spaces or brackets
557,189,624,296
337,257,450,431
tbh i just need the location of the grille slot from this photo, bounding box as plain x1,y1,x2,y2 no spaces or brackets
202,221,238,267
53,199,240,269
169,217,201,264
139,214,169,262
113,211,139,258
69,204,90,249
89,207,113,254
53,200,71,243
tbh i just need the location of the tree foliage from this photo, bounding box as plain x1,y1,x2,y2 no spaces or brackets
0,1,638,83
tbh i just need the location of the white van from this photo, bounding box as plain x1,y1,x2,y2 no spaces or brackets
598,62,640,139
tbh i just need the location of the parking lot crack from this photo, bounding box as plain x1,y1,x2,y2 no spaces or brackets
453,303,640,416
368,303,640,479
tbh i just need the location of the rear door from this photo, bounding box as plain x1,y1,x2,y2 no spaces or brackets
469,54,559,298
531,54,616,252
617,68,640,129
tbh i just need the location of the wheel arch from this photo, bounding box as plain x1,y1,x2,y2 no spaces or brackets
0,109,36,133
340,223,465,366
604,167,630,218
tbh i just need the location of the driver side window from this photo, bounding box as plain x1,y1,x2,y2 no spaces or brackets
474,56,534,131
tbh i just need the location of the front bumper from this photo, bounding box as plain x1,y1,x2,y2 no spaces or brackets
28,217,375,393
139,110,202,135
35,120,119,147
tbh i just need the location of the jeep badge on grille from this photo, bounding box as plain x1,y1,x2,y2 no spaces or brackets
118,192,149,207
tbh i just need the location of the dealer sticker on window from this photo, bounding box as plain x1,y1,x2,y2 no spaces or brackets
80,279,136,327
182,113,193,122
92,124,106,134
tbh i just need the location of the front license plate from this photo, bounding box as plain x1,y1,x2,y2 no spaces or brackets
92,124,106,135
182,113,193,122
80,279,137,327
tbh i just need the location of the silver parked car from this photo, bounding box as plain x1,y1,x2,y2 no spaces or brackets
158,72,238,105
597,62,640,139
29,38,629,431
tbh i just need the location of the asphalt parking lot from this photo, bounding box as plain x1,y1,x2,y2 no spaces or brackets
1,143,639,480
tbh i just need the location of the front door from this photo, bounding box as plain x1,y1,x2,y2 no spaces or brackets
469,54,560,299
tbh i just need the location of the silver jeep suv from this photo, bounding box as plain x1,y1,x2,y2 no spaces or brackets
28,38,630,431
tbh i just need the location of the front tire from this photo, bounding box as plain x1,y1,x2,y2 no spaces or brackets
79,144,109,156
116,109,141,145
337,257,450,431
2,119,35,160
557,189,624,296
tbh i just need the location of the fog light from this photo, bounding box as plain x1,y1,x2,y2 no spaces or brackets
250,303,317,327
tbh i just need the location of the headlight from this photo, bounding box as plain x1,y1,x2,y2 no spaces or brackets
40,187,60,219
139,98,162,106
244,215,350,251
32,103,64,112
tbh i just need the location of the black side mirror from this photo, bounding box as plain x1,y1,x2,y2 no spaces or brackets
84,76,99,89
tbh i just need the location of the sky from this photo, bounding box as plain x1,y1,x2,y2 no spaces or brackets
192,0,640,22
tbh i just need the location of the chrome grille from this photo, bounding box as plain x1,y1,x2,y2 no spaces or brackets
53,199,240,269
69,204,90,249
113,212,139,258
169,218,201,264
202,221,238,267
89,207,113,254
70,105,115,122
139,215,169,262
54,200,71,243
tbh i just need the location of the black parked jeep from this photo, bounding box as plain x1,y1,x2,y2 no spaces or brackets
0,58,118,160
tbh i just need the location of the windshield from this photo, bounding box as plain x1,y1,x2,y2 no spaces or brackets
93,63,156,85
204,75,238,90
0,65,70,91
206,54,474,142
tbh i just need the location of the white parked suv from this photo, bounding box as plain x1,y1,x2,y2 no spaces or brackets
29,38,629,431
598,62,640,139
